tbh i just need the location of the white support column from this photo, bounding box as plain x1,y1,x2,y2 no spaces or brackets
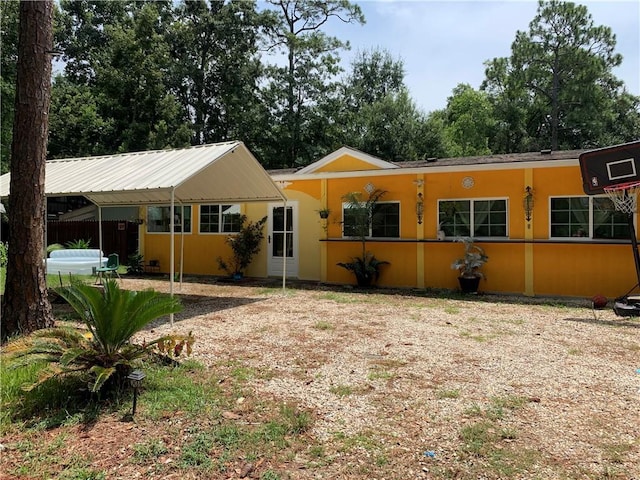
282,199,287,292
179,203,184,290
98,206,103,265
170,190,175,325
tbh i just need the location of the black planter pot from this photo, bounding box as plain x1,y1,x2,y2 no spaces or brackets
355,272,374,288
458,275,481,294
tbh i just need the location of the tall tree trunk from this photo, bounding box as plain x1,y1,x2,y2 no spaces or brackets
1,0,54,342
550,55,560,151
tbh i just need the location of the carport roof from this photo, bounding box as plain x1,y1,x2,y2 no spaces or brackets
0,141,286,206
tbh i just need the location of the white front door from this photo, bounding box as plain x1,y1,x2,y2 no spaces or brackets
268,202,298,277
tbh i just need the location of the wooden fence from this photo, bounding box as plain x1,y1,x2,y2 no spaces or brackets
47,220,139,264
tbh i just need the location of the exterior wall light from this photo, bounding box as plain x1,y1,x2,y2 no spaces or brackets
416,192,424,224
523,186,534,222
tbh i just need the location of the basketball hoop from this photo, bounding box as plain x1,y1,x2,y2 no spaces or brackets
603,180,640,214
603,182,640,214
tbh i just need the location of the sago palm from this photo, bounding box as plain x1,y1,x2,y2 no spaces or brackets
3,280,188,392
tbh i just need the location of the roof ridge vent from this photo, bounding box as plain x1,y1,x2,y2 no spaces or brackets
540,149,552,155
426,157,438,162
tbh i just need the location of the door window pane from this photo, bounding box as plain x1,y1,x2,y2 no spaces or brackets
272,206,293,257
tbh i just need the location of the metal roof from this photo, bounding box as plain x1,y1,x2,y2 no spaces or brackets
391,149,586,168
0,141,286,206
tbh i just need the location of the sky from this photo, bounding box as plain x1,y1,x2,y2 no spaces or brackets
323,0,640,113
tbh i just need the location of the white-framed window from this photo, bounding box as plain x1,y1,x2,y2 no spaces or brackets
147,205,192,233
342,201,400,238
199,204,242,233
438,199,508,238
550,196,630,239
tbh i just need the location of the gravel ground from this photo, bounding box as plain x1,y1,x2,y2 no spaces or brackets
119,276,640,479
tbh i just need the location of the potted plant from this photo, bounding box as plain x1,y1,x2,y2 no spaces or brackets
318,207,331,219
451,237,488,294
217,215,267,279
337,189,389,287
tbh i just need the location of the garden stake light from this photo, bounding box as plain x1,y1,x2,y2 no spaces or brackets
127,369,146,416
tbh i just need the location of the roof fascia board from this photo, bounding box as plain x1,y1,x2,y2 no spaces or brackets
296,146,398,174
272,158,579,182
58,188,173,197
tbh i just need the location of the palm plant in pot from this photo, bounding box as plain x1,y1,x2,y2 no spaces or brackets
451,237,488,294
337,189,389,287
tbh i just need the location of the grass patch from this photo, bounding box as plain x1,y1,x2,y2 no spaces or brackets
436,388,461,399
460,420,495,456
444,305,460,315
180,404,311,473
330,384,354,397
0,361,105,432
602,441,633,464
367,368,394,381
460,330,490,342
316,292,361,303
2,353,315,479
230,365,256,382
453,395,537,477
255,287,296,297
142,360,223,420
313,320,334,330
333,430,382,453
133,439,169,463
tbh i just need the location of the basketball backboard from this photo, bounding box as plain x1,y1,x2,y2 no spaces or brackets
579,140,640,195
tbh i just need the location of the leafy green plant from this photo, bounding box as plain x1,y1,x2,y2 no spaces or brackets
0,241,7,267
217,215,267,276
3,280,190,392
338,253,389,287
451,236,488,278
337,189,389,287
126,251,144,275
65,238,92,249
46,243,64,255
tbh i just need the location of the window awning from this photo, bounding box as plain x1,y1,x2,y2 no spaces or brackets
0,141,287,205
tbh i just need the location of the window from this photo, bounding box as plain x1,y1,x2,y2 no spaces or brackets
550,196,630,239
438,199,508,238
200,204,242,233
147,205,191,233
343,202,400,238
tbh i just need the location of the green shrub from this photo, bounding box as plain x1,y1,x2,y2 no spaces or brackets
0,241,7,267
126,252,144,275
217,216,267,276
65,239,91,249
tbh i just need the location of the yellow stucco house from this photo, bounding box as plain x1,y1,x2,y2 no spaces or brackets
141,146,638,299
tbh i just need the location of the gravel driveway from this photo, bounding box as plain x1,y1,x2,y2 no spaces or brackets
124,277,640,479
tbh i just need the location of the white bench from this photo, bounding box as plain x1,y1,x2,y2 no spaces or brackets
46,249,108,275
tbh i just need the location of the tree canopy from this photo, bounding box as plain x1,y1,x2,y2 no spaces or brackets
482,0,639,152
1,0,638,171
